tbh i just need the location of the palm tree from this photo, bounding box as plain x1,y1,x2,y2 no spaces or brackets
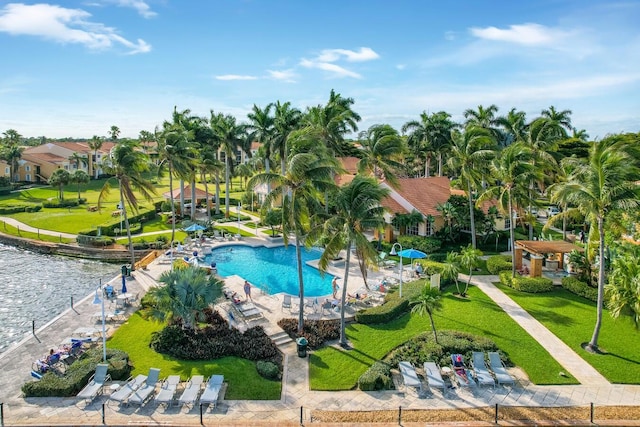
541,106,573,137
356,124,405,187
446,126,495,249
210,112,247,218
157,121,195,251
441,251,461,292
1,130,24,183
87,135,104,179
402,112,434,178
480,143,536,277
249,151,337,334
548,134,640,352
436,201,457,242
495,108,527,147
410,286,443,343
459,244,483,297
71,170,89,200
464,104,499,130
48,168,70,200
146,266,224,328
247,103,275,173
68,152,88,172
98,139,156,269
319,174,389,347
108,125,121,141
606,250,640,329
272,101,302,173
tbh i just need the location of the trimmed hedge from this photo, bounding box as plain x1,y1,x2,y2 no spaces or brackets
21,348,131,397
499,271,554,293
0,204,42,214
358,361,393,391
486,255,512,274
277,318,340,349
355,281,424,325
256,361,281,380
561,276,598,302
43,199,80,208
397,235,442,254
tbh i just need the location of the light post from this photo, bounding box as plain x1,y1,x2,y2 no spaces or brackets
237,202,241,237
92,279,107,362
390,242,404,298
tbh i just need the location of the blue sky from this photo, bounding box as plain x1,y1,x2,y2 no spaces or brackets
0,0,638,140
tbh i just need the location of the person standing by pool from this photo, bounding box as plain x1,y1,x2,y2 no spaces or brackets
244,280,252,301
332,277,339,299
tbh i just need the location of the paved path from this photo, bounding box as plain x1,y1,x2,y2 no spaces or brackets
465,274,610,386
0,236,638,425
0,216,77,239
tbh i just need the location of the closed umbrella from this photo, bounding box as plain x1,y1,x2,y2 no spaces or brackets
121,275,127,294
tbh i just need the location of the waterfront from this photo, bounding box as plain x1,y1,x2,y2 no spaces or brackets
0,244,117,354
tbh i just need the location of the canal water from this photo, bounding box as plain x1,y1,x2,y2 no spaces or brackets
0,244,117,354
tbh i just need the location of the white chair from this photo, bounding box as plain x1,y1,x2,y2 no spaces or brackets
199,375,224,409
471,352,496,388
488,352,516,386
423,361,447,395
282,294,293,312
77,363,110,403
128,368,161,406
154,375,180,407
398,361,422,395
177,375,204,408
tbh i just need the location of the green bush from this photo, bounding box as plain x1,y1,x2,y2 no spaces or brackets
21,348,130,397
0,205,31,214
500,271,553,293
277,318,340,349
358,361,393,391
256,360,281,380
561,276,598,302
42,199,80,208
356,281,423,325
397,235,442,254
24,204,43,212
486,255,512,274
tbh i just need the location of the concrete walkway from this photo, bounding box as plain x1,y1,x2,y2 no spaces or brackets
0,216,77,239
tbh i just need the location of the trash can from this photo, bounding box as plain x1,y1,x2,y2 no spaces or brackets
121,264,130,277
296,337,308,358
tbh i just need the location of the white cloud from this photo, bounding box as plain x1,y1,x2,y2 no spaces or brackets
316,47,380,62
110,0,157,19
0,3,150,53
267,69,297,82
470,23,568,46
299,58,361,79
215,74,258,81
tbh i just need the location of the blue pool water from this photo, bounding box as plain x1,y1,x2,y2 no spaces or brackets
204,245,334,297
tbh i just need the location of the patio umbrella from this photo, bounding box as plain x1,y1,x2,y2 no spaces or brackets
397,248,428,265
183,223,206,232
121,275,127,294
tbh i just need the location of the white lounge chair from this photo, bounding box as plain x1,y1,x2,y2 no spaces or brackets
282,294,293,312
177,375,203,408
199,375,224,409
109,374,147,405
398,361,422,395
471,352,496,388
154,375,180,407
451,354,477,390
128,368,161,406
77,363,110,403
488,352,517,386
423,361,447,395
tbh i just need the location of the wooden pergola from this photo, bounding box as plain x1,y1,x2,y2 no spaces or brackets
515,240,584,277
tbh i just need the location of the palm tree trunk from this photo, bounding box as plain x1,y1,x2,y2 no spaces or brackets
562,203,567,241
180,180,185,216
215,171,221,215
169,163,176,252
467,179,477,249
190,179,196,221
119,185,136,270
588,215,606,352
528,184,534,240
203,171,211,223
428,311,438,343
438,152,443,177
339,241,352,347
508,190,516,278
225,157,230,218
295,235,305,335
425,155,431,178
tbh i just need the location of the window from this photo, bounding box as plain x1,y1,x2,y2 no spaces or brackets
26,165,31,172
64,165,69,170
25,174,31,181
6,167,10,174
425,220,433,236
504,217,511,230
235,150,241,164
407,224,419,236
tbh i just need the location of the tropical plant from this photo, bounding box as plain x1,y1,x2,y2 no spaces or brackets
356,124,405,187
48,168,71,201
108,125,121,141
319,174,389,347
145,266,224,328
548,133,640,351
272,100,303,173
71,170,89,200
606,249,640,329
410,286,443,343
441,251,461,291
495,108,527,147
459,245,483,297
246,103,275,175
98,139,156,268
0,129,24,182
249,150,337,334
87,135,104,179
446,125,495,248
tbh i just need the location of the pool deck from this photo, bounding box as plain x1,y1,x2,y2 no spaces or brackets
0,236,639,425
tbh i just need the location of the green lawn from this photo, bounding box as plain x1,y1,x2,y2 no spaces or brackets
107,312,281,400
496,284,640,384
0,220,76,243
310,285,576,390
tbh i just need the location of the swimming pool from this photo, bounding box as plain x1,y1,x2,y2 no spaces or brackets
204,245,334,297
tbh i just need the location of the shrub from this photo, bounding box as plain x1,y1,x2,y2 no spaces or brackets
561,276,598,302
397,235,442,254
22,348,130,397
486,255,512,274
277,318,340,348
0,205,34,214
500,272,553,293
358,361,393,391
256,360,281,380
42,199,80,208
355,281,423,325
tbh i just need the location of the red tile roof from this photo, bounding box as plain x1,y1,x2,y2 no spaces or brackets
383,177,452,217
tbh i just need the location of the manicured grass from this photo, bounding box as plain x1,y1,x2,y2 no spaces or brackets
310,285,576,390
107,312,281,399
496,283,640,384
215,225,255,237
0,220,75,243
